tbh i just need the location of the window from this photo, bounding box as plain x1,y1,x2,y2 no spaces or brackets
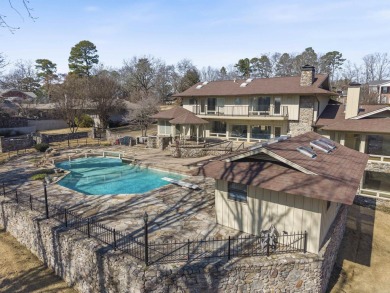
251,125,271,139
207,98,216,111
274,126,281,138
363,171,390,193
228,182,247,202
253,96,271,112
158,120,171,135
366,135,390,156
234,98,242,105
189,98,197,105
274,97,281,115
212,121,226,133
381,86,389,94
231,125,247,138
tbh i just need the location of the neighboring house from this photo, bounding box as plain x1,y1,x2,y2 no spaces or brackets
164,65,335,141
315,83,390,199
368,80,390,104
0,89,37,103
196,132,368,253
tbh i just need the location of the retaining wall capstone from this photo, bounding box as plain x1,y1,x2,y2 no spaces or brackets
0,197,349,292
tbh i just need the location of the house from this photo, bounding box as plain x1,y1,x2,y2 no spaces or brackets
315,83,390,199
162,65,335,142
0,89,37,103
196,132,368,253
368,80,390,104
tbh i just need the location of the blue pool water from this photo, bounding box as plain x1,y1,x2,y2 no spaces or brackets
55,157,184,195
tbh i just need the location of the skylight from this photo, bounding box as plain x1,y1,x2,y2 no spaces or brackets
318,137,336,150
202,81,209,85
297,146,317,158
310,140,332,153
246,78,253,83
240,82,248,87
196,85,203,89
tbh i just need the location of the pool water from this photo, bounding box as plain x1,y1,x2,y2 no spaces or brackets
55,157,184,195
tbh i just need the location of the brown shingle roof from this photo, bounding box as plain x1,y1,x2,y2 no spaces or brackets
174,74,334,97
195,132,368,205
316,104,390,133
169,112,209,124
151,106,192,119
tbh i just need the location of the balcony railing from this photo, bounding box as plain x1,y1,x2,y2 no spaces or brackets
191,105,288,117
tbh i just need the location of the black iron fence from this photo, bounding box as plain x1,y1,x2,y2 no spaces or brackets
1,182,307,265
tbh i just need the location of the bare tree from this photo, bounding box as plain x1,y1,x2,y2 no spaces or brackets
0,60,40,93
126,96,159,136
200,66,220,82
362,53,390,82
342,61,363,83
51,76,88,133
1,0,36,33
88,71,123,129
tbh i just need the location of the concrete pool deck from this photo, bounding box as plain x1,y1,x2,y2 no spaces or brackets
0,146,243,242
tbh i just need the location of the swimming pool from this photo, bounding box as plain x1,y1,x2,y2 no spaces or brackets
55,157,184,195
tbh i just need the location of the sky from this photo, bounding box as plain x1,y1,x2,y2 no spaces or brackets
1,0,390,74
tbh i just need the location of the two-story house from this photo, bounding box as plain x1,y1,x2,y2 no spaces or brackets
157,65,334,142
315,83,390,199
368,80,390,104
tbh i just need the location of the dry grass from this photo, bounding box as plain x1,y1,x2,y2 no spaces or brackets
39,127,92,135
329,204,390,292
0,229,76,293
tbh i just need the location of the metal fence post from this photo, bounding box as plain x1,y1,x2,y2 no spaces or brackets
67,134,70,147
228,236,231,260
113,229,117,251
3,183,5,197
15,189,18,203
187,239,190,261
304,231,307,253
266,233,270,257
87,218,91,237
29,194,32,210
64,209,68,227
144,212,149,266
43,182,49,219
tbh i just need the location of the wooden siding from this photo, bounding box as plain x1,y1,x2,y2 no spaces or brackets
215,179,324,253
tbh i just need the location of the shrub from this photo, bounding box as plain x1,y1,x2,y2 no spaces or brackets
76,114,94,128
30,173,47,181
39,168,55,174
34,143,50,152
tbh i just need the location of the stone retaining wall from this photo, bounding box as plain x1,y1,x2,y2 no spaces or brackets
39,132,90,144
0,117,28,128
0,134,35,152
0,197,348,292
169,145,231,158
318,204,348,293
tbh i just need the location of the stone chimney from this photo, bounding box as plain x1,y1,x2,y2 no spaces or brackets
345,82,361,119
300,65,315,86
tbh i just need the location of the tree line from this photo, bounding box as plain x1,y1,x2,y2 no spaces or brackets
1,41,390,132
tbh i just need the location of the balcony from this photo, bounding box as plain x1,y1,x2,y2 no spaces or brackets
190,105,288,118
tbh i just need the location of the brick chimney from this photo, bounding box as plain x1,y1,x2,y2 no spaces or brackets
345,82,361,119
300,65,315,86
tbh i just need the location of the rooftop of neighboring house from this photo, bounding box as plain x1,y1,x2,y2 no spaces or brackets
368,80,390,86
195,132,368,205
173,73,335,97
0,89,37,100
315,103,390,134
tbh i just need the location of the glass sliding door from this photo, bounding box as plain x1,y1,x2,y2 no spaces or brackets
252,97,270,113
251,125,271,139
207,98,216,114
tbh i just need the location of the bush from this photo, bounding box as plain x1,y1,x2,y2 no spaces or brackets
39,168,55,174
76,114,94,128
30,173,47,181
34,143,50,152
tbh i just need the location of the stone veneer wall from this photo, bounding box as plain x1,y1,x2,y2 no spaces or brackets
365,161,390,173
169,145,231,158
289,96,314,136
0,197,348,292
